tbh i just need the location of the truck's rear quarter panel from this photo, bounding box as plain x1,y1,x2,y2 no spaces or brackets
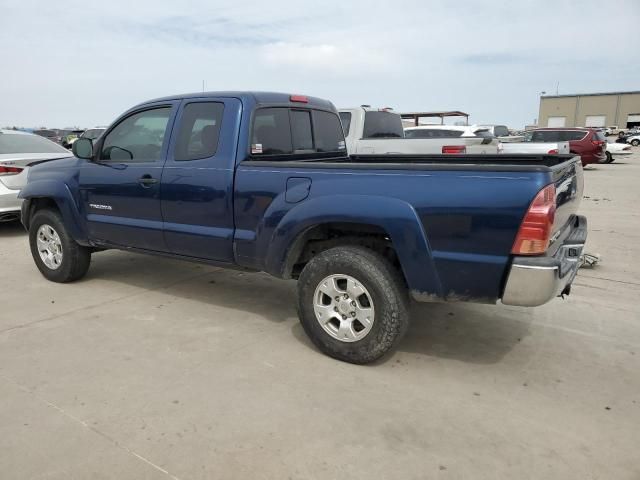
234,163,554,303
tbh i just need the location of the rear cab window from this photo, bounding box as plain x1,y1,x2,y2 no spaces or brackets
251,107,346,159
362,111,404,139
493,125,510,137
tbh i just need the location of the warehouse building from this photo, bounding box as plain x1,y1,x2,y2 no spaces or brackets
538,91,640,129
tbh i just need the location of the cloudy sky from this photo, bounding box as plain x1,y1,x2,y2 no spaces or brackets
2,0,638,129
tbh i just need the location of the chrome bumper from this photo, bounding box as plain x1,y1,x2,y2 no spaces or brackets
502,215,587,307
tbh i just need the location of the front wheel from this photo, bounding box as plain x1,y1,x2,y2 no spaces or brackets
631,139,640,147
297,246,409,364
29,209,91,282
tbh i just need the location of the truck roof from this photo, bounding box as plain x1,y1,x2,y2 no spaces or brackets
135,91,336,111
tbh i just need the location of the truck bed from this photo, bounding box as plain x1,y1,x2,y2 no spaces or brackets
244,153,580,171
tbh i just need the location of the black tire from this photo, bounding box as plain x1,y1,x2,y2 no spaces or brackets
29,209,91,282
605,151,614,163
297,245,409,364
631,139,640,147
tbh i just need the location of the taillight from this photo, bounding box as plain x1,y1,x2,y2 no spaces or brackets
592,140,605,147
547,148,558,154
0,166,23,176
442,145,466,154
290,95,308,103
511,184,556,255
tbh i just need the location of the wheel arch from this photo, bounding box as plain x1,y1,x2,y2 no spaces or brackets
20,181,88,243
265,194,443,298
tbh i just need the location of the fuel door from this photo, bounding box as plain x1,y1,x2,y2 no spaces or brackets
285,177,312,203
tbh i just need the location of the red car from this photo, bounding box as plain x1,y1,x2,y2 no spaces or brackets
531,128,606,166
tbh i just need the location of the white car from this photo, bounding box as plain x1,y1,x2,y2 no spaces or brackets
604,142,633,163
0,129,73,222
626,134,640,147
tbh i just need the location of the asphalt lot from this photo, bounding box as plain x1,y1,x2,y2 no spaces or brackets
1,150,639,480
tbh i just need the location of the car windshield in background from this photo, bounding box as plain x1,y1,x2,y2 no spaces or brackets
0,133,70,154
473,129,493,138
82,129,106,140
363,111,404,138
405,129,463,138
33,129,57,138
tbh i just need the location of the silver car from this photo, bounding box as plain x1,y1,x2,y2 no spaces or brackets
0,129,73,222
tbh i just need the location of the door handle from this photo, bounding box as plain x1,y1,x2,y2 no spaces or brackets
138,175,158,187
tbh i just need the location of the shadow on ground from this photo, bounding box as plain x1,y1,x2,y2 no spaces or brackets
85,249,529,365
0,220,26,238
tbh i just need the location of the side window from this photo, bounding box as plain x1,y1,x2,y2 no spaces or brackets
174,102,224,161
100,107,171,162
252,108,292,155
339,112,352,136
313,110,346,152
290,110,313,152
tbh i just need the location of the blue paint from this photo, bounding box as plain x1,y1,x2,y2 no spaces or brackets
20,91,581,304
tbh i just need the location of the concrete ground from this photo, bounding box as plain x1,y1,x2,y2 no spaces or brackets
1,150,639,480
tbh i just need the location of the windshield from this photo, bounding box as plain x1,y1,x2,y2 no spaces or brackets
363,111,404,139
0,132,70,154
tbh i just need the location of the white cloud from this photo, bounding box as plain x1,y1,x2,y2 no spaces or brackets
1,0,639,128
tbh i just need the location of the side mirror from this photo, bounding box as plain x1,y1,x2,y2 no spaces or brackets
72,138,94,160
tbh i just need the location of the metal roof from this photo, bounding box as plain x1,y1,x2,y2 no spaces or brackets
541,91,640,99
400,111,469,118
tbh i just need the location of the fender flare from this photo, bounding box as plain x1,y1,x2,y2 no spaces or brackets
19,180,88,243
264,194,443,297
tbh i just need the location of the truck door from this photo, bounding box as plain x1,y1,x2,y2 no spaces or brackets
78,103,177,251
160,97,241,262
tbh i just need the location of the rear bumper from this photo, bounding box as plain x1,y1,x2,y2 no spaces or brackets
501,215,587,307
0,181,22,221
581,151,605,165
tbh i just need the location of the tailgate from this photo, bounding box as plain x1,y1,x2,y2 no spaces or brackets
549,155,583,253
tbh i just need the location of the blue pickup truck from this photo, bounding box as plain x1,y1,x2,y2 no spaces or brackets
19,91,586,363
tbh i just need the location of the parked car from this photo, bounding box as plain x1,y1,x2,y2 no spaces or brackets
19,91,587,364
476,124,524,143
623,133,640,147
33,129,62,145
615,128,640,144
340,107,499,154
604,142,632,163
498,140,570,155
0,129,73,222
68,127,107,147
60,129,85,149
530,128,606,166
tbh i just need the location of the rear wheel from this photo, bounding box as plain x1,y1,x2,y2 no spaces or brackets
297,245,409,364
29,209,91,282
631,139,640,147
604,151,614,163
